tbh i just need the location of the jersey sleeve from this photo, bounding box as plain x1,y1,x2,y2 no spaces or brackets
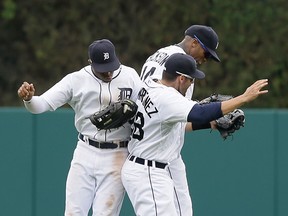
159,89,196,123
41,73,73,110
24,96,53,113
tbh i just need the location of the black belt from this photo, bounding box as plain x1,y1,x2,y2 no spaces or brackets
129,155,167,169
79,134,128,149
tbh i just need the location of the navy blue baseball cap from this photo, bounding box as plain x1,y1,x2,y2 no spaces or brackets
185,25,220,62
164,53,205,79
88,39,120,73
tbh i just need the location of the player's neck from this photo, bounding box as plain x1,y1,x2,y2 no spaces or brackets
176,42,185,50
158,79,164,85
158,79,176,88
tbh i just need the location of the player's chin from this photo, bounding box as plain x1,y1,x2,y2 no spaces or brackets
102,77,113,82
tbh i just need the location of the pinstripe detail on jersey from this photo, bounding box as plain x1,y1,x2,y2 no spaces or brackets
104,82,112,140
112,66,122,79
84,67,103,109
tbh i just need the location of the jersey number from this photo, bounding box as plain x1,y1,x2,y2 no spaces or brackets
140,66,156,81
132,111,145,140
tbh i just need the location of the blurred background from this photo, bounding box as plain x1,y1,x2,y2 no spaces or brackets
1,0,287,216
1,0,287,107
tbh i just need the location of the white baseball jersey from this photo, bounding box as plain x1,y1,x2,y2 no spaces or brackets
40,65,143,142
128,78,196,163
137,45,196,216
140,44,194,99
24,64,144,216
122,78,196,216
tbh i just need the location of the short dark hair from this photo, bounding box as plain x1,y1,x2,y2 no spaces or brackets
162,70,178,81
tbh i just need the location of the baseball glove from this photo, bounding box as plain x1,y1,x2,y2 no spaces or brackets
89,99,138,130
216,109,245,139
198,93,233,104
198,93,245,139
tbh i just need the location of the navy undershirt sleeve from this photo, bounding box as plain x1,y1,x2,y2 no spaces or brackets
187,102,223,124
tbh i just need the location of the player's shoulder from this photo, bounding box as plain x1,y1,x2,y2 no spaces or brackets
143,45,185,65
67,66,91,78
120,64,137,72
158,44,185,55
60,66,89,80
144,78,193,110
145,78,177,96
119,64,139,76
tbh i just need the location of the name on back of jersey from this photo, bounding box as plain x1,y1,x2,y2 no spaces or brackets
146,51,169,66
138,88,158,118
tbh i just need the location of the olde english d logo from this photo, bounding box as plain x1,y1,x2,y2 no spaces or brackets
118,88,132,100
103,52,110,60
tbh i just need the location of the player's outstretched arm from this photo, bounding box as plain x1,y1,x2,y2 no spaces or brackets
187,79,268,131
17,81,35,101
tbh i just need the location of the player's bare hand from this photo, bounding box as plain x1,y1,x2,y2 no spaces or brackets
17,82,35,101
242,79,269,103
220,79,268,115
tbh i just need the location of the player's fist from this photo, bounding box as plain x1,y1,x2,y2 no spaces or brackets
17,81,35,101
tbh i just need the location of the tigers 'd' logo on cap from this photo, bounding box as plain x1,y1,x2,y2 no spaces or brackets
103,53,110,60
88,39,120,72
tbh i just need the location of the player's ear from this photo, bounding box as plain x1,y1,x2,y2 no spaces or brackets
191,38,198,48
179,75,186,82
88,59,92,64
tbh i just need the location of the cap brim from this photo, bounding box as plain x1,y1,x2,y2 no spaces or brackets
194,69,205,79
207,48,220,62
91,60,120,73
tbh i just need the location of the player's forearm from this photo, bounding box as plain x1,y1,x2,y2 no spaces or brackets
220,95,247,115
185,122,192,131
23,96,52,114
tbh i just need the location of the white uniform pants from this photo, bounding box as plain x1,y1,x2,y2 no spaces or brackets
121,158,178,216
65,141,128,216
168,156,193,216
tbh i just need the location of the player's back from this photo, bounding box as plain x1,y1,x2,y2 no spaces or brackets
140,44,195,99
140,45,185,81
129,77,196,163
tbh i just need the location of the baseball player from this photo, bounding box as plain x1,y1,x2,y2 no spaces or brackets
140,25,220,215
17,39,144,216
121,53,268,216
